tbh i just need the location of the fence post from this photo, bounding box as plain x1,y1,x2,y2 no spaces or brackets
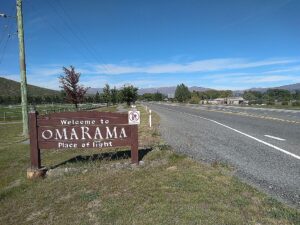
29,110,41,169
131,125,139,164
3,112,6,121
27,109,47,179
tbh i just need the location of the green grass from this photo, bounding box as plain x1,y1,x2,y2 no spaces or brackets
0,104,299,225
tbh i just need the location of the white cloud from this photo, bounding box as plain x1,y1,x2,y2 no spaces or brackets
3,57,299,90
213,74,300,84
263,66,300,74
28,67,61,77
87,58,298,75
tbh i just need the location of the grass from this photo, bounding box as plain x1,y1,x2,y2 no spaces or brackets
0,104,299,225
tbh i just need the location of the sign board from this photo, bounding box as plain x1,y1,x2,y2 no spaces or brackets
128,110,140,125
29,111,139,169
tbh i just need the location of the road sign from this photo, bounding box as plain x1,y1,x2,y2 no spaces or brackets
128,110,140,125
29,111,139,173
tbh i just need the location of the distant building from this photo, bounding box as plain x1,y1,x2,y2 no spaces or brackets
227,97,245,105
206,97,247,105
167,93,175,99
207,98,225,104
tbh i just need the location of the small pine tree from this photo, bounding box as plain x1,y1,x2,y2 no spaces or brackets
94,91,101,103
111,86,119,105
175,83,191,102
121,85,138,106
103,84,111,106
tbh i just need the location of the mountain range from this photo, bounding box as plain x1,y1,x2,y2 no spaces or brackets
1,77,300,97
87,83,300,96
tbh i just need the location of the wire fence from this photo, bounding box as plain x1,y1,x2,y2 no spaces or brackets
0,104,105,122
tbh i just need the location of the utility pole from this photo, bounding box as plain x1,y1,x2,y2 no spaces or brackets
16,0,28,137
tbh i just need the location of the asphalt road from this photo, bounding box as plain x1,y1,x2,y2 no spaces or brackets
194,104,300,123
146,102,300,208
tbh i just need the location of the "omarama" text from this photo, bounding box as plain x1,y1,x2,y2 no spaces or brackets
41,126,128,140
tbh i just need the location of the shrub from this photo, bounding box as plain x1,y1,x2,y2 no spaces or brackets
189,95,200,104
292,101,300,107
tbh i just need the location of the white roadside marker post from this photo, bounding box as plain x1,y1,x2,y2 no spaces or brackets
149,110,152,128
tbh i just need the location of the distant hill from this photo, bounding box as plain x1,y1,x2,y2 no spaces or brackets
63,81,300,96
138,86,211,95
86,88,103,95
87,86,211,95
0,77,59,97
233,83,300,94
276,83,300,91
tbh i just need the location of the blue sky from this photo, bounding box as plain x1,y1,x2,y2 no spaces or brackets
1,0,300,90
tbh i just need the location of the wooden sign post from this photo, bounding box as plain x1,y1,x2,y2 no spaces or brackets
28,110,139,178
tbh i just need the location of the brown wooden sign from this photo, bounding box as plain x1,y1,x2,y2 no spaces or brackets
29,111,139,169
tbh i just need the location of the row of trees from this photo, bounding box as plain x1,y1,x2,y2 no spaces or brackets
243,89,300,105
59,66,138,107
0,94,66,105
0,66,139,107
100,84,138,106
0,85,139,106
138,92,166,101
172,84,300,105
174,83,233,103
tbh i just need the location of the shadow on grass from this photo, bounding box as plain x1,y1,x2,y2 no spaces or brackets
50,148,152,169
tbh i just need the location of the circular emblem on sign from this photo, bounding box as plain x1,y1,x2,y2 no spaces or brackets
128,111,140,124
129,111,139,121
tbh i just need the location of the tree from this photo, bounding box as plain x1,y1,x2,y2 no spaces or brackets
103,84,111,106
111,86,119,105
175,83,191,102
219,90,232,98
59,66,89,108
94,91,101,103
153,92,164,101
121,85,138,106
243,91,257,102
189,91,200,104
267,89,291,102
293,90,300,100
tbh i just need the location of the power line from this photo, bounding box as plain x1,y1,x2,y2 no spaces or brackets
0,3,16,51
25,0,94,64
0,4,15,65
0,25,9,47
24,0,113,75
0,29,12,65
50,0,113,74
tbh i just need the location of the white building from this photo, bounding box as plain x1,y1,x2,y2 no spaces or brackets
206,97,247,105
227,97,246,105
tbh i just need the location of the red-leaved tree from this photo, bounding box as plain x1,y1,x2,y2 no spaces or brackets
59,66,89,109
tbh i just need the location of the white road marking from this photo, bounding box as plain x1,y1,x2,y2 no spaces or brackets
159,105,300,161
264,135,286,141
